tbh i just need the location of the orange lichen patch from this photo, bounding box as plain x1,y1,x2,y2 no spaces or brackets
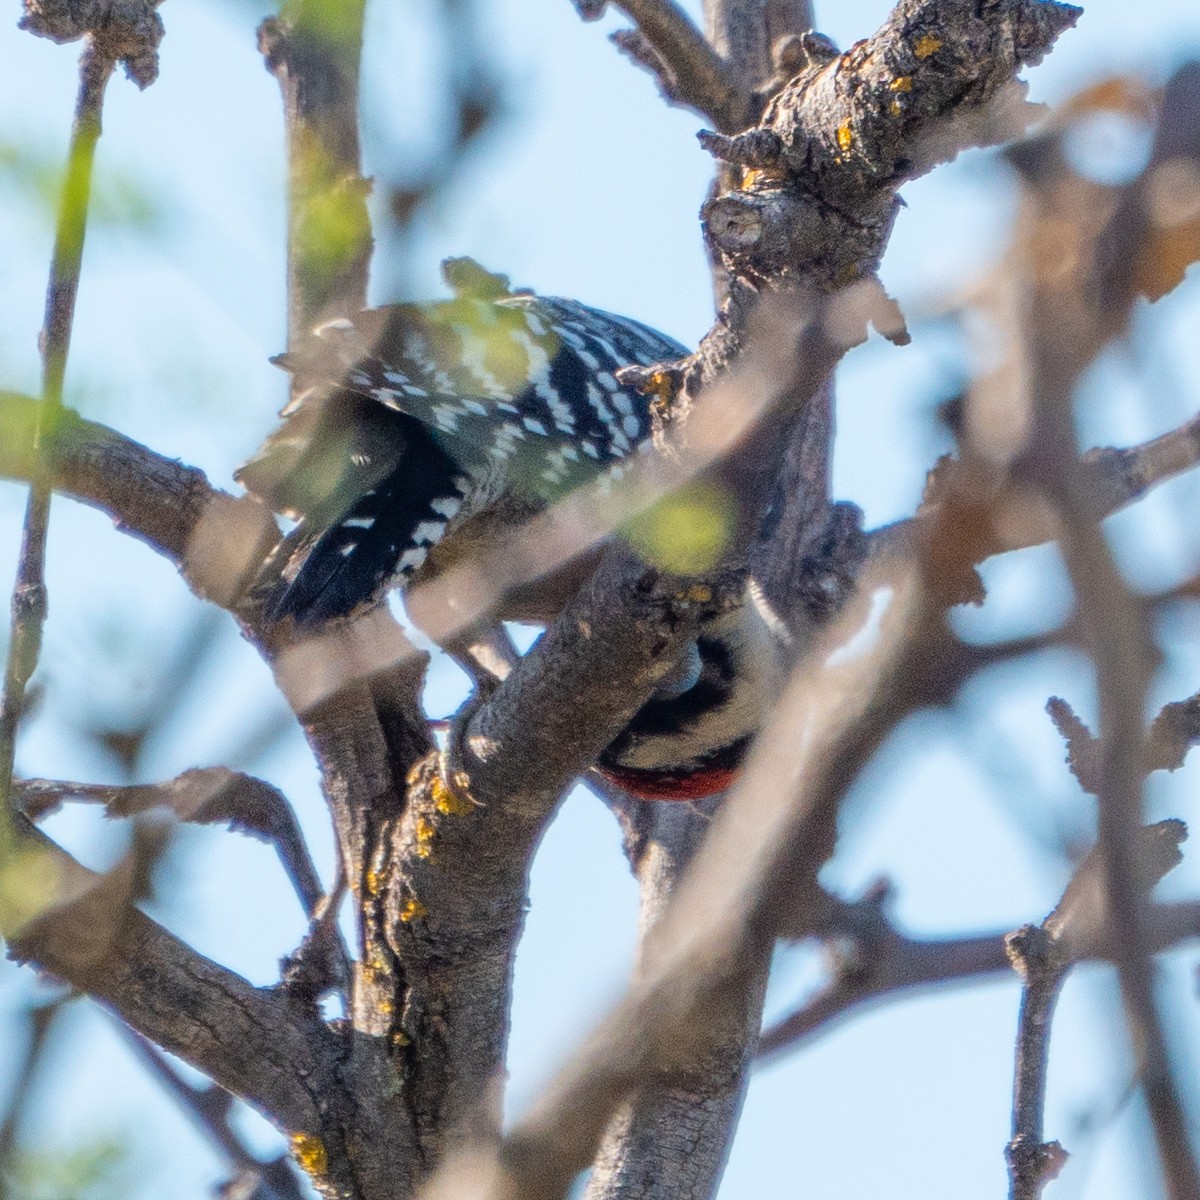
390,1029,411,1050
431,769,475,816
836,122,854,152
741,166,787,189
890,99,904,117
400,896,428,923
676,583,712,604
414,814,435,858
363,950,390,978
889,75,913,91
364,867,382,898
914,34,941,58
290,1134,328,1179
644,369,677,404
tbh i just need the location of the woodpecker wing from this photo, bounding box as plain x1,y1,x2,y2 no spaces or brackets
241,293,686,625
281,296,684,492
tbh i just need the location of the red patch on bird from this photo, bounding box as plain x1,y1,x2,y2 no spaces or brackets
596,763,739,801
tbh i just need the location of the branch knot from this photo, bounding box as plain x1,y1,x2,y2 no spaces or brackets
21,0,164,87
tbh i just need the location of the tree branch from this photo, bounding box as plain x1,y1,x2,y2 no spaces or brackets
0,394,280,610
586,794,771,1200
417,531,976,1200
1005,822,1188,1200
576,0,754,132
1004,61,1200,1198
6,820,329,1135
15,768,350,997
871,412,1200,584
1,35,116,848
758,895,1200,1059
258,0,371,342
577,5,821,1191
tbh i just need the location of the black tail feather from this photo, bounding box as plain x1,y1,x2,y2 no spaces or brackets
258,423,466,628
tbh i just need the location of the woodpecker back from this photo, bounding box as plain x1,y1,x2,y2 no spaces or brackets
239,276,686,626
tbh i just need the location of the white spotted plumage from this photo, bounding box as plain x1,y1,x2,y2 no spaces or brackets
243,274,687,627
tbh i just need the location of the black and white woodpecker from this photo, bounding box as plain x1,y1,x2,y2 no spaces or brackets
239,259,779,801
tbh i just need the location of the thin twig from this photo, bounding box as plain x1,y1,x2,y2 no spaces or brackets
1047,687,1200,796
1004,822,1188,1200
1005,925,1069,1200
17,771,327,916
0,994,71,1198
592,0,753,131
759,897,1200,1061
869,412,1200,583
15,769,351,997
0,45,114,821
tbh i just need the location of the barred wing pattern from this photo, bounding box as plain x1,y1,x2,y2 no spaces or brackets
239,292,686,626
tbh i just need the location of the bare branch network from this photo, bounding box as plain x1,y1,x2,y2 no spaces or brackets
1,0,1200,1198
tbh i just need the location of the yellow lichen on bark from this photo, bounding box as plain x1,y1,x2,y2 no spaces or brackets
431,769,475,816
414,815,435,858
291,1133,329,1179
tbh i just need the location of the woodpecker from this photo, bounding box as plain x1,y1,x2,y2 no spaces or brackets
239,259,778,800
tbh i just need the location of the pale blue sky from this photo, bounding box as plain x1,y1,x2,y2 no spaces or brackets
2,0,1200,1197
